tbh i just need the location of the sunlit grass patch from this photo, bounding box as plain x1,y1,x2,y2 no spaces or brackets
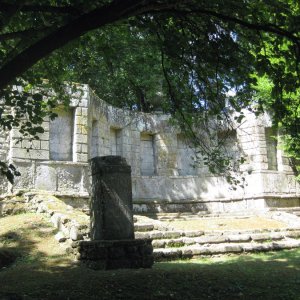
167,216,287,231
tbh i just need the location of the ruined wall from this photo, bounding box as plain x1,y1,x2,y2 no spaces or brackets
5,86,90,197
1,85,300,213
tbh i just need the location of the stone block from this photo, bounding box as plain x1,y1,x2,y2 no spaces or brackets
35,164,57,190
188,246,210,256
13,161,34,189
149,231,163,239
81,108,88,116
182,237,196,245
242,243,273,252
184,231,204,237
166,238,185,248
70,226,83,241
195,235,227,244
227,234,251,243
250,233,272,242
153,248,182,261
30,149,50,160
152,240,166,248
273,240,300,250
222,244,243,253
76,133,88,144
51,213,63,229
90,156,134,241
40,141,49,150
77,239,153,270
269,232,284,240
37,131,50,141
57,165,82,192
55,232,67,243
284,231,300,238
81,144,88,153
76,153,88,162
134,224,154,232
163,231,182,239
79,99,88,107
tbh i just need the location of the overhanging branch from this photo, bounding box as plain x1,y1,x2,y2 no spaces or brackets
0,3,81,15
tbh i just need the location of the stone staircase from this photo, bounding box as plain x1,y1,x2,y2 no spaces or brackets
8,192,300,262
270,207,300,217
134,214,300,261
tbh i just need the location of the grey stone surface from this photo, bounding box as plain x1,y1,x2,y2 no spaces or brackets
134,224,154,232
227,234,251,242
250,233,272,241
2,85,300,215
151,240,166,248
135,232,150,239
69,226,83,241
55,232,67,243
184,230,205,237
149,231,164,239
76,239,153,270
162,231,182,239
284,230,300,238
242,243,273,252
195,235,227,244
90,156,134,241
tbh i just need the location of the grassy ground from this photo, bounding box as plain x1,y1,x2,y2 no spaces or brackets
1,213,300,299
167,216,287,231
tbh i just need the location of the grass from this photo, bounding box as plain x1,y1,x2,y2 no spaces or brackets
167,216,287,231
1,213,300,299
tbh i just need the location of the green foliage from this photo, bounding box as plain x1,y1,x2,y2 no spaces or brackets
0,0,299,183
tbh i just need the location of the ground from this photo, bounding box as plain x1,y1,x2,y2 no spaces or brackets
165,215,286,231
1,213,300,299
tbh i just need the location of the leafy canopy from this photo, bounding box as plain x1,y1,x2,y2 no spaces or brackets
0,0,299,182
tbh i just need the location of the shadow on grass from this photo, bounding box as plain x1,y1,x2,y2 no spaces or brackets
1,248,300,299
1,214,300,300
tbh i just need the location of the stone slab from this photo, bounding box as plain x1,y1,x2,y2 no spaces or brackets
90,156,134,241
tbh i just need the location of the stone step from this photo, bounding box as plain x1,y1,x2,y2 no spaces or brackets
140,212,210,221
136,230,300,250
135,227,300,239
150,232,290,249
135,230,185,240
134,224,155,232
153,239,300,261
271,207,300,213
138,211,256,221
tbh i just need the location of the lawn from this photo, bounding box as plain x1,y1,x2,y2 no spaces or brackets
166,216,287,232
1,213,300,299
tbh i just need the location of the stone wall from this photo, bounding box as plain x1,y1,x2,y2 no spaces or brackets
1,85,300,213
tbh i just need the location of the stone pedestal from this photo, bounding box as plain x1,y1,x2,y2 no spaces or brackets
76,239,153,270
78,156,153,269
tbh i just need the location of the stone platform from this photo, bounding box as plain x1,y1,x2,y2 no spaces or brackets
74,239,153,270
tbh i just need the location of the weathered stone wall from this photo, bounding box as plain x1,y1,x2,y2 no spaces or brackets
1,85,300,213
0,126,10,194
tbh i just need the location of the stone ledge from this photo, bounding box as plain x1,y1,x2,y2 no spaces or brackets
153,239,300,260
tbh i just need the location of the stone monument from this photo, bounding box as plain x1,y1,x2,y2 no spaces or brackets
77,156,153,270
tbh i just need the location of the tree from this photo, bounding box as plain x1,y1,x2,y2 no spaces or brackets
0,0,299,182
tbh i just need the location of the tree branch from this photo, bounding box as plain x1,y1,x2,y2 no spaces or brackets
0,26,54,42
0,3,81,15
162,7,300,45
0,0,191,90
0,0,299,91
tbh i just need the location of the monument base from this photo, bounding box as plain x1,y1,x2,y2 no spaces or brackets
74,239,153,270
